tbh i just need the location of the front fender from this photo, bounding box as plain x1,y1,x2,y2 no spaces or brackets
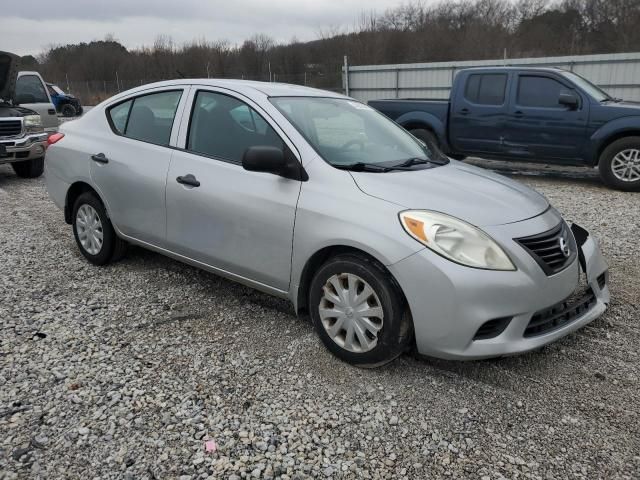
588,116,640,165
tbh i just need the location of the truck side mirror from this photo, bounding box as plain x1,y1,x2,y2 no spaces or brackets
558,92,579,110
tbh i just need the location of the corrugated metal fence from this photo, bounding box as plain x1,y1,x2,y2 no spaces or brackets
343,52,640,103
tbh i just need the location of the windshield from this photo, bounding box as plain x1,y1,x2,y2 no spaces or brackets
562,71,611,102
269,97,445,168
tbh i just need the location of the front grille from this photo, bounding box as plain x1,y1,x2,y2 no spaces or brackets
515,222,576,276
0,120,22,138
524,286,596,337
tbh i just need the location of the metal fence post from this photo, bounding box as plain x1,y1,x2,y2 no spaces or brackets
395,68,400,98
344,55,350,96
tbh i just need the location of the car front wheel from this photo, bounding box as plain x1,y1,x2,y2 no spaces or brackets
72,192,127,265
61,103,77,117
599,136,640,191
308,253,413,367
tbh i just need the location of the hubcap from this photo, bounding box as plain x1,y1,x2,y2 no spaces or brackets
319,273,384,353
76,204,104,255
611,148,640,182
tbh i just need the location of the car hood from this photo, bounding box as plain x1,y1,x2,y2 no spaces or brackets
0,105,37,117
350,160,549,227
0,51,19,103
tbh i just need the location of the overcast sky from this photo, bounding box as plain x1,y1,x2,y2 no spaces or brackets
4,0,409,56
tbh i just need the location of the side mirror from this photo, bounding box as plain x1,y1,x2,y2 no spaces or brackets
242,146,308,181
16,93,36,104
558,92,579,109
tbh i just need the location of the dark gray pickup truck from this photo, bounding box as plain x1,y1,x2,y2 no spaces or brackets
369,67,640,191
0,51,49,178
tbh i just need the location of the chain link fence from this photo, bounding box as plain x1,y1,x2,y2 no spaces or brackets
50,72,343,106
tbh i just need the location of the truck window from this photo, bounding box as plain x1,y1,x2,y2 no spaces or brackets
517,76,568,108
16,75,49,103
464,74,507,105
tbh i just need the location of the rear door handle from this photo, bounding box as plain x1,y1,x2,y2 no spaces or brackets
91,153,109,164
176,174,200,187
513,111,524,117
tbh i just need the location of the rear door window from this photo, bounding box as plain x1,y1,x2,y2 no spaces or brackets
107,90,182,146
516,76,567,108
464,74,507,105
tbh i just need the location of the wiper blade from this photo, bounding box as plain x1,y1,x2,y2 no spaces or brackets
333,162,389,172
392,157,448,168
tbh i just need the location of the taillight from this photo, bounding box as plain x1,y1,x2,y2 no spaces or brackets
47,132,65,146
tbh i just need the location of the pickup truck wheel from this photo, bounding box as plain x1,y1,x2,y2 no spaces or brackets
61,104,77,117
72,192,127,265
599,137,640,191
308,253,413,368
410,128,466,161
410,128,439,150
11,157,44,178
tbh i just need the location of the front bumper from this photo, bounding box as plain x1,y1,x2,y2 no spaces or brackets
389,208,610,360
0,132,48,164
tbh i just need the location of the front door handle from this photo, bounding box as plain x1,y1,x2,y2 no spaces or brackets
513,111,524,117
176,174,200,187
459,108,470,115
91,153,109,164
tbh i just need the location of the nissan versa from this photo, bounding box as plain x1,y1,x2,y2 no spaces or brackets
45,80,610,366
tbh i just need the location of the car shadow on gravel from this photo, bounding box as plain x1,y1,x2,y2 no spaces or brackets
466,158,605,188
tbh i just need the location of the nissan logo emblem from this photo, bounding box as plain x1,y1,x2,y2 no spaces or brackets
559,237,571,258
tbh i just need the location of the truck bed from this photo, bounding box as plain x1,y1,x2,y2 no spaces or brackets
368,99,449,125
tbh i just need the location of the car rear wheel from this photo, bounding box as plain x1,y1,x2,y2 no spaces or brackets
61,103,77,117
308,253,413,367
11,157,44,178
72,192,127,265
599,136,640,191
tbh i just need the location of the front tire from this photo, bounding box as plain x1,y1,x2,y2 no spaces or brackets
308,253,413,367
72,192,127,265
11,157,44,178
61,103,77,117
598,136,640,191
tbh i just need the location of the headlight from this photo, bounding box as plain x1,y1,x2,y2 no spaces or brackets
399,210,516,271
24,115,43,132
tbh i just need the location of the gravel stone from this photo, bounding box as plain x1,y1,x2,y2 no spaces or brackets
0,161,639,479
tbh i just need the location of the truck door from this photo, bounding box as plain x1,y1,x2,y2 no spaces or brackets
503,73,587,161
449,72,509,155
15,73,59,133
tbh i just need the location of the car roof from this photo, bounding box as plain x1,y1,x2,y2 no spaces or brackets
114,78,347,100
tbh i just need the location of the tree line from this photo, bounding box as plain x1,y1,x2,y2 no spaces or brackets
21,0,640,103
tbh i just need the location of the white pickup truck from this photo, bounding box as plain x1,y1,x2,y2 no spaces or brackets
0,51,58,178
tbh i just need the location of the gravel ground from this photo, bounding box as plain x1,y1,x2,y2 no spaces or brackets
0,160,639,480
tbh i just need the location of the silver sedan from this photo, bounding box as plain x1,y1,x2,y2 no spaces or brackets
45,80,610,366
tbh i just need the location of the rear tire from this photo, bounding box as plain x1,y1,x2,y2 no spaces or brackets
11,157,44,178
72,192,127,265
308,253,413,367
598,136,640,191
410,128,466,160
